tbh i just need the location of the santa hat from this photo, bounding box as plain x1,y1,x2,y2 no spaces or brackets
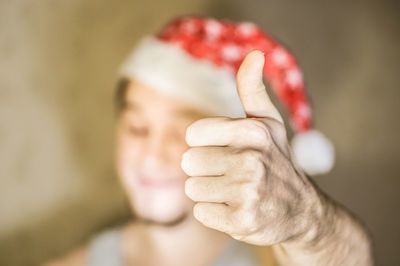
118,16,334,175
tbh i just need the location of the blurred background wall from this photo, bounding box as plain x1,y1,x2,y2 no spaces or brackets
0,0,398,265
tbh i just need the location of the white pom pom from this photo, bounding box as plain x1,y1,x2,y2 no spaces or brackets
291,130,335,175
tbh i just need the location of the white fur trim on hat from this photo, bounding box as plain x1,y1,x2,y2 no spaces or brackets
291,130,335,175
118,36,246,118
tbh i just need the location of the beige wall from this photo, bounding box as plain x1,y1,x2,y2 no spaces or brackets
0,0,399,265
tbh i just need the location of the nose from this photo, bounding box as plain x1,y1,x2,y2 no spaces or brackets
141,130,170,174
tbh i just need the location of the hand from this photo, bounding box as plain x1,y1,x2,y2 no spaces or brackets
181,50,328,246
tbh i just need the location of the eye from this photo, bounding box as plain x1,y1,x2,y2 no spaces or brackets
127,124,148,137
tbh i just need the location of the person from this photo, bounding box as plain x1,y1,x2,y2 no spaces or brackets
45,16,373,266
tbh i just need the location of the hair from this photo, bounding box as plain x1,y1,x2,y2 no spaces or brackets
114,78,130,114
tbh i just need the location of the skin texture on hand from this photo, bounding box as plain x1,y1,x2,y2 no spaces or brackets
182,50,374,265
182,50,320,245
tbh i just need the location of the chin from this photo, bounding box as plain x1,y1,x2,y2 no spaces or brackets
129,186,193,225
136,210,190,226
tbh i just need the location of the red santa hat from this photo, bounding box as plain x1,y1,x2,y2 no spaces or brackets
118,16,334,175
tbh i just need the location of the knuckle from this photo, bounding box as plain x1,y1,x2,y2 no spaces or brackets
247,120,273,146
241,149,263,170
240,182,257,200
240,184,261,212
253,160,267,181
235,149,267,181
248,184,262,204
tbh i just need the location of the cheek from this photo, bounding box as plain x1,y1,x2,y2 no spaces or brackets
163,136,191,181
169,140,188,166
116,136,142,177
166,124,191,162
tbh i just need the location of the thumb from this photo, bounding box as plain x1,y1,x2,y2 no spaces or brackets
236,50,283,123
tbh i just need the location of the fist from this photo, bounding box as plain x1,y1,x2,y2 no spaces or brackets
181,50,324,246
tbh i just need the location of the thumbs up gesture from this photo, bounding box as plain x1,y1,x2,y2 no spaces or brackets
181,50,328,246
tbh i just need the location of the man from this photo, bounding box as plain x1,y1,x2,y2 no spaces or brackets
46,16,373,265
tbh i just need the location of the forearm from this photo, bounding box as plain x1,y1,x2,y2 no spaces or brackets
272,200,374,266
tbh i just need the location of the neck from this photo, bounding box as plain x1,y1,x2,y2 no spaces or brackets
124,214,230,265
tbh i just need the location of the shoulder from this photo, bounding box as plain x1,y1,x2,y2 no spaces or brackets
42,227,122,266
42,245,88,266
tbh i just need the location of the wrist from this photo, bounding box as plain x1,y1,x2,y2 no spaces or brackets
283,187,339,251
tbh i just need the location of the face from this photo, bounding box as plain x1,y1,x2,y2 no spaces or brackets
115,80,208,225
